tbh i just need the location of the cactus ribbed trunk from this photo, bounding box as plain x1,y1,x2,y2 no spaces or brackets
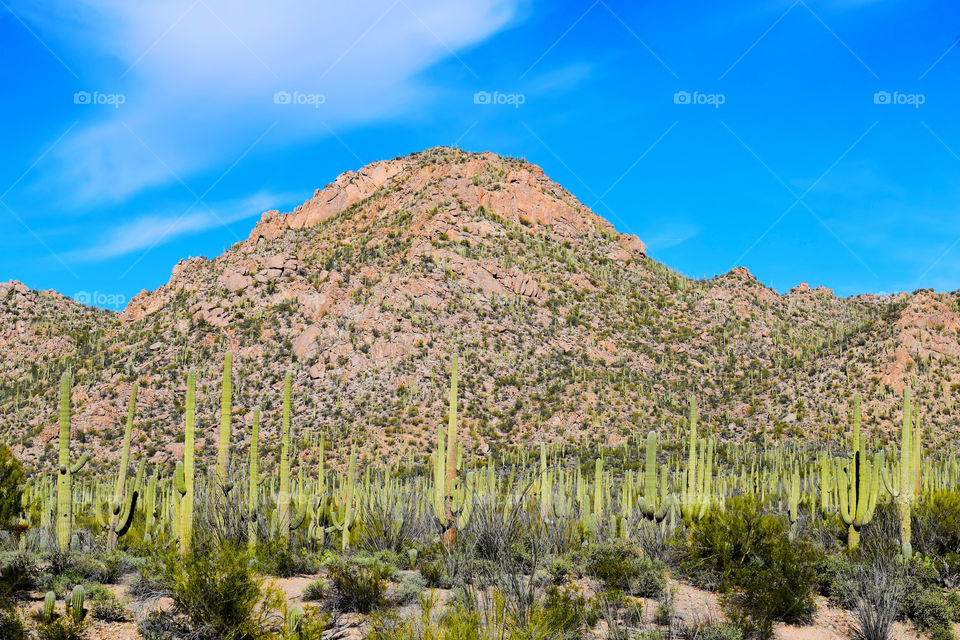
279,371,293,544
56,373,73,552
216,352,233,488
443,354,459,531
247,407,260,552
898,388,913,557
179,369,196,555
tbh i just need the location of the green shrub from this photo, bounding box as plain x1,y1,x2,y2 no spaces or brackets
393,574,425,606
35,615,88,640
98,550,137,584
543,585,600,631
901,556,948,622
302,579,326,602
0,603,26,640
585,540,666,597
908,589,953,633
329,560,388,613
138,609,192,640
547,555,575,585
946,589,960,622
701,622,745,640
0,552,36,595
0,446,25,528
685,496,821,638
419,559,447,588
932,628,957,640
149,542,272,639
87,584,127,622
254,536,317,578
913,491,960,559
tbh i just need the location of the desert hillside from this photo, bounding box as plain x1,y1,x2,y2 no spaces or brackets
1,147,958,472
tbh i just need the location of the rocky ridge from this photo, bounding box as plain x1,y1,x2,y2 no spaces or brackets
1,147,958,472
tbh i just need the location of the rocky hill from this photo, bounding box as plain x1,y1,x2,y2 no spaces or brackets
2,147,958,473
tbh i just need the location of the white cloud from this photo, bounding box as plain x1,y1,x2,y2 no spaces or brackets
64,190,296,261
642,221,701,251
13,0,523,203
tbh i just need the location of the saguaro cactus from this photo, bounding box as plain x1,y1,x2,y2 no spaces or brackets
247,407,260,552
175,369,197,555
278,372,293,543
107,383,138,551
43,591,56,621
329,446,356,550
431,355,472,545
837,428,879,550
788,466,800,540
680,395,714,521
216,352,233,489
638,431,671,523
881,388,917,558
56,373,89,551
69,584,85,624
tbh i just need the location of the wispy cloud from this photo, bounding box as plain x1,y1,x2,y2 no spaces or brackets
642,221,701,251
9,0,523,205
64,190,295,262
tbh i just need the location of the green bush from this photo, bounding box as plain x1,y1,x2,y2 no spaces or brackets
419,559,447,588
0,447,25,529
393,574,425,606
932,628,957,640
946,589,960,622
0,552,36,596
543,585,601,631
149,543,271,639
329,560,388,613
35,615,88,640
547,555,575,585
0,603,26,640
254,536,316,578
908,589,953,634
138,609,192,640
913,491,960,560
302,578,326,602
87,584,127,622
585,540,666,597
684,496,821,638
700,622,745,640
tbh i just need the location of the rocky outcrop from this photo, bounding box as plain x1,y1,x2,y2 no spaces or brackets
7,146,960,471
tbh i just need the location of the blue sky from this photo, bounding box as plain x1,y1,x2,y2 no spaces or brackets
1,0,958,309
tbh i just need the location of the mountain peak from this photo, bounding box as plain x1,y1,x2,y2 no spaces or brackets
245,146,627,249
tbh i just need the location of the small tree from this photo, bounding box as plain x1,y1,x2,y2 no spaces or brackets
0,447,24,529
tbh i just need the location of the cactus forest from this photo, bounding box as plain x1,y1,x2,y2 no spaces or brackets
0,341,958,640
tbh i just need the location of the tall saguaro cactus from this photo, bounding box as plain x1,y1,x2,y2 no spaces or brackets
216,352,233,489
107,383,138,551
175,369,197,555
432,355,471,545
638,431,671,522
443,354,459,529
56,373,89,551
837,398,879,550
881,388,917,558
278,372,294,544
247,407,260,552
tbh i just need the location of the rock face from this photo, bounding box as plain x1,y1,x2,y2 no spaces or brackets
2,147,959,471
